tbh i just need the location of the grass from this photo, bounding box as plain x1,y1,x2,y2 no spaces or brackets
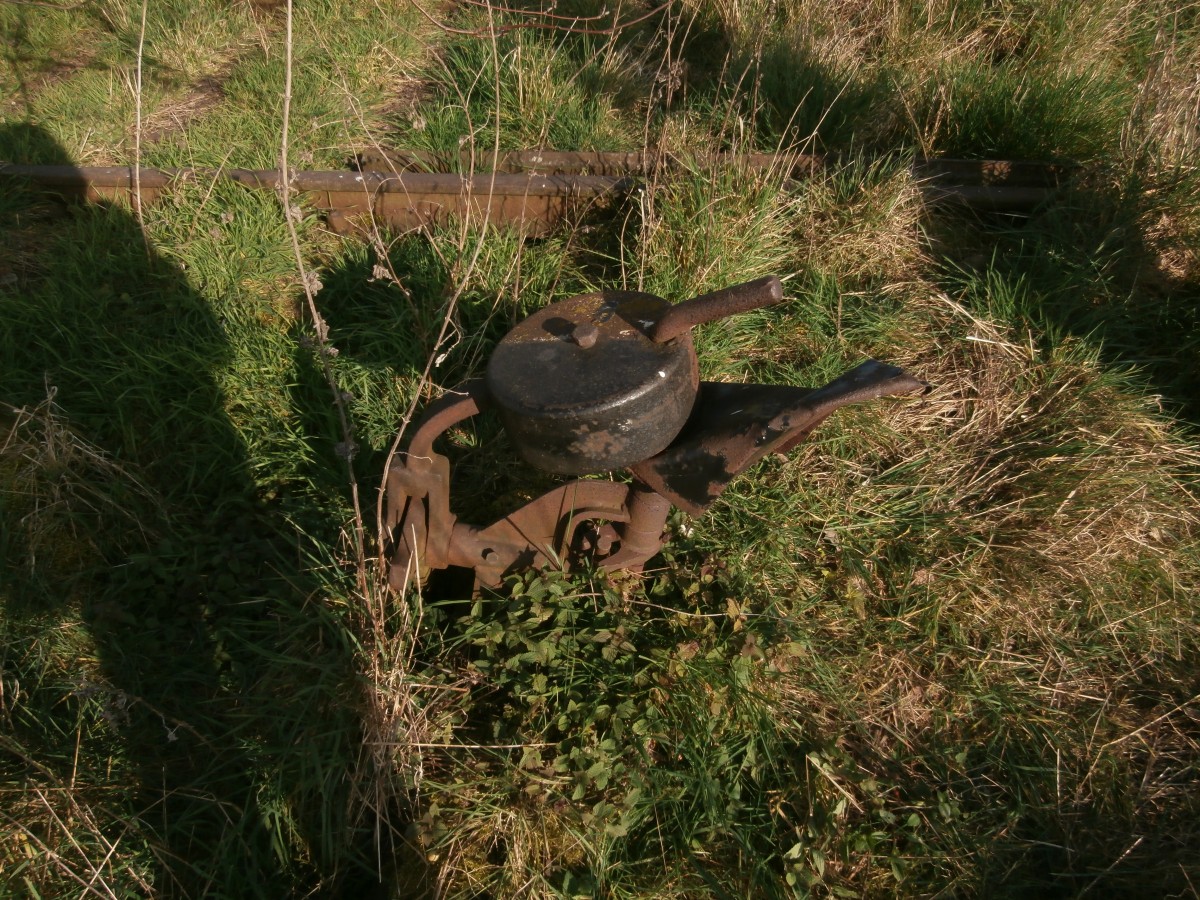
2,0,1200,896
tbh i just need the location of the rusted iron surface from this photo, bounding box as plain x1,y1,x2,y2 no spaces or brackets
0,163,626,236
385,382,490,585
2,152,1072,237
630,361,927,517
383,378,648,589
386,277,925,592
485,288,698,475
316,172,626,236
647,275,783,343
446,480,640,588
485,276,783,476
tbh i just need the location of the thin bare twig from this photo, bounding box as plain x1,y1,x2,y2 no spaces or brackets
373,4,506,584
0,809,109,898
1077,835,1146,898
278,0,368,595
132,0,148,245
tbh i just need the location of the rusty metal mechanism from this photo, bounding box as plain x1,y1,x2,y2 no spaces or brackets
386,276,926,591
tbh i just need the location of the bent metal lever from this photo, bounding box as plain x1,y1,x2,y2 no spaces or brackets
648,275,784,343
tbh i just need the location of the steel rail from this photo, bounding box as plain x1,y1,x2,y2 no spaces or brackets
0,152,1073,235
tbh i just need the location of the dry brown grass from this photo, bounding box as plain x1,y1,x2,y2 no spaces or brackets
139,69,234,145
0,748,155,898
1,392,164,593
885,288,1199,597
792,161,928,285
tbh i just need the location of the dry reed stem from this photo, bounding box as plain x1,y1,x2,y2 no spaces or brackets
278,0,368,594
131,0,147,242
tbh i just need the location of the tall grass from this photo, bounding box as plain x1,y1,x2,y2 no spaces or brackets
3,0,1199,896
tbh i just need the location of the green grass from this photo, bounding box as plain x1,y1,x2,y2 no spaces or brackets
2,0,428,167
3,0,1200,897
393,28,645,157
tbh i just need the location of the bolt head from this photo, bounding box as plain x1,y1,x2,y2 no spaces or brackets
570,322,599,349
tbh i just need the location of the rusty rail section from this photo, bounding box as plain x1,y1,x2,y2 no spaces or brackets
0,151,1072,235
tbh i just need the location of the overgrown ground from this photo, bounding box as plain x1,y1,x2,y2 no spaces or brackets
2,0,1199,897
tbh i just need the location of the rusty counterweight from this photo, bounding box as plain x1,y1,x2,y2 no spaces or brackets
384,275,925,591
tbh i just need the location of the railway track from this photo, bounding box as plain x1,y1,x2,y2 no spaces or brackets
0,150,1072,235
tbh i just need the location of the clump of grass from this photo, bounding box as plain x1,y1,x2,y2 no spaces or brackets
791,155,927,286
411,569,825,896
1130,17,1200,166
913,62,1136,160
634,163,796,298
1,391,164,603
2,0,431,168
0,162,415,895
394,25,646,158
1,726,158,896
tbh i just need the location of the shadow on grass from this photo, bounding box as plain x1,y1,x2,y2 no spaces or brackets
313,231,567,529
0,124,429,897
932,168,1200,425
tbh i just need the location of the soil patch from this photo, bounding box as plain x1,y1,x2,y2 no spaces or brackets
140,74,227,144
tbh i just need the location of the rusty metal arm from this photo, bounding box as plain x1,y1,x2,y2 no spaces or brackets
648,275,785,343
386,382,492,588
630,360,927,516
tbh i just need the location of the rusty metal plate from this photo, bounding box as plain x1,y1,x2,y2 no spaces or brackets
447,479,635,587
630,361,927,516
